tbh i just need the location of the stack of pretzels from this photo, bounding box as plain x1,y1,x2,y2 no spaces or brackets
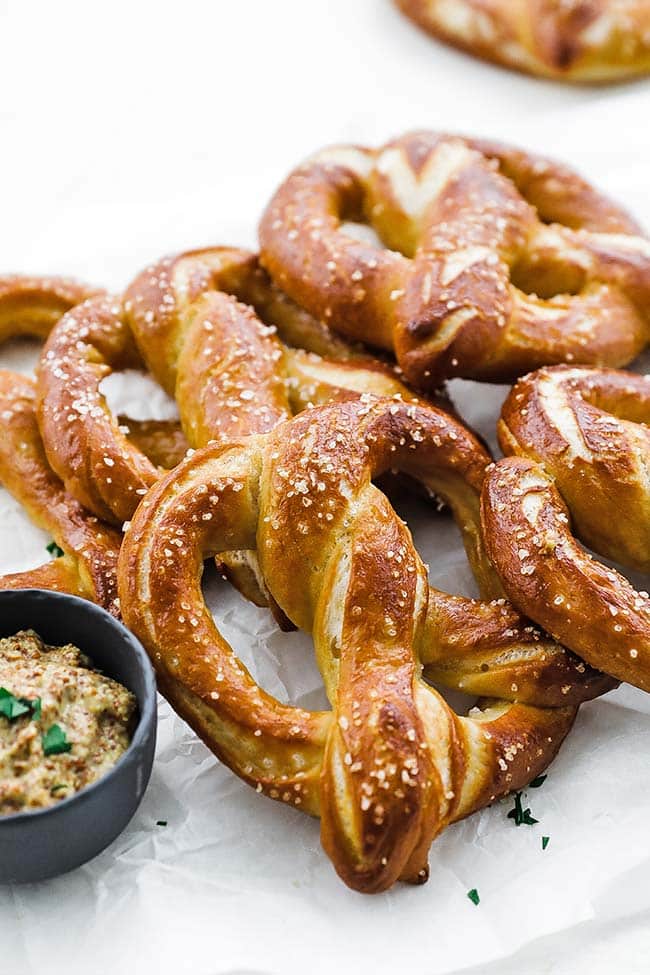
2,131,649,893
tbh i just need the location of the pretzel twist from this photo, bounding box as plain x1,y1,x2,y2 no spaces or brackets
0,274,104,343
118,396,612,892
259,131,650,387
395,1,650,83
483,365,650,690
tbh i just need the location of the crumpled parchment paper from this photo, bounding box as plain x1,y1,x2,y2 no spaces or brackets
0,87,650,975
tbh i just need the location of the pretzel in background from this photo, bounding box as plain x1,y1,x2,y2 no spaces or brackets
395,1,650,83
259,131,650,388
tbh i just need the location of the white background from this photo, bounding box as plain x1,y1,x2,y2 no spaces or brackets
1,2,650,973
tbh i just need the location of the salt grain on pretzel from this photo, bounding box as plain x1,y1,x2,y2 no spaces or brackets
259,131,650,387
118,395,612,893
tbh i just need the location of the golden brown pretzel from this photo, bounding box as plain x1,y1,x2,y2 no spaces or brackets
395,0,650,83
482,365,650,691
37,248,419,526
259,131,650,388
0,370,121,614
118,395,612,893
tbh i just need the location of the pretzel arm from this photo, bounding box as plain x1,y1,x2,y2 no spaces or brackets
0,370,120,613
37,296,160,524
482,457,650,690
119,440,329,810
421,589,615,705
0,275,104,344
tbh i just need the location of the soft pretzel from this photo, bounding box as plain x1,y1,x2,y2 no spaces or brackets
118,395,612,892
0,370,121,614
259,131,650,388
395,1,650,83
482,365,650,691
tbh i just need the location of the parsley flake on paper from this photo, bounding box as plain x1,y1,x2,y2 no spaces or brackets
467,888,480,906
46,541,64,558
542,836,550,851
507,791,538,826
42,723,72,756
529,774,547,789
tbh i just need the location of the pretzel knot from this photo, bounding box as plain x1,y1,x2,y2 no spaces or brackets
259,131,650,387
119,395,612,892
482,365,650,691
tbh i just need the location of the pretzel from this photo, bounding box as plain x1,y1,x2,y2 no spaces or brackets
482,365,650,691
0,370,121,614
259,131,650,388
394,1,650,83
118,395,612,892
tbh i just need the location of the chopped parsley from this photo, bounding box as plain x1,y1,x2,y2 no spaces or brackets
46,541,64,558
0,687,41,721
50,783,68,794
507,791,538,826
529,774,547,789
156,820,167,827
42,723,71,756
467,888,480,906
542,836,550,851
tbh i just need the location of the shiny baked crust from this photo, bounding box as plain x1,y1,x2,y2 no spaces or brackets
259,131,650,387
118,395,613,892
498,365,650,571
482,364,650,691
395,0,650,83
0,370,121,614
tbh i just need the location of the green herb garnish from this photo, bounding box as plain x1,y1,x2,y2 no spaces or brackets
507,791,538,826
529,774,547,789
467,888,480,906
0,687,32,721
0,688,41,722
156,820,167,827
542,836,550,850
46,541,64,558
50,783,68,794
42,723,71,756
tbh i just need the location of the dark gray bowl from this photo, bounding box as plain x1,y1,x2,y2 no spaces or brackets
0,589,157,883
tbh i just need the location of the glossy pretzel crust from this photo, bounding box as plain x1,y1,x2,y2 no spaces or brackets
259,131,650,387
395,0,650,83
118,396,612,893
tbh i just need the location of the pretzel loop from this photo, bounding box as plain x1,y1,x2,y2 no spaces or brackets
483,364,650,691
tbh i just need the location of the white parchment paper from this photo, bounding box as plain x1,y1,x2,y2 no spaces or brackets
0,45,649,972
